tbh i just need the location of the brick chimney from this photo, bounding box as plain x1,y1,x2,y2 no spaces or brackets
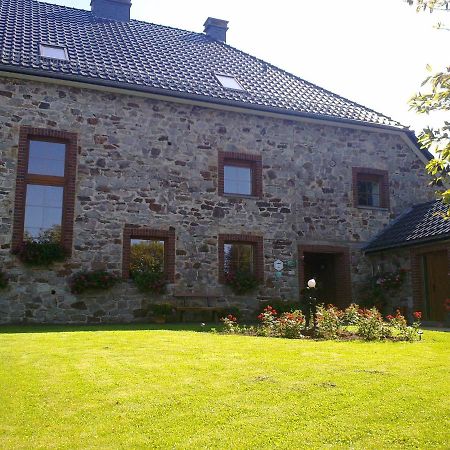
91,0,131,21
203,17,229,43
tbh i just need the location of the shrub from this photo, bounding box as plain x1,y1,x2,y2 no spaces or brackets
69,270,119,294
273,310,305,339
0,271,8,290
316,304,343,339
259,300,301,315
225,271,259,295
150,303,174,317
386,310,422,342
221,314,240,333
342,303,360,325
357,307,391,341
132,269,167,294
13,240,67,266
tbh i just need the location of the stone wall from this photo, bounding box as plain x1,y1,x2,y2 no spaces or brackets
0,76,435,323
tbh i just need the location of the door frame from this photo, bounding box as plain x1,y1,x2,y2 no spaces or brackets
298,244,352,307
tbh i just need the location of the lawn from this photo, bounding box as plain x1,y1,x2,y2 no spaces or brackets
0,325,449,449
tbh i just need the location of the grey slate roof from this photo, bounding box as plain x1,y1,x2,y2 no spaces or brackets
365,200,450,253
0,0,405,129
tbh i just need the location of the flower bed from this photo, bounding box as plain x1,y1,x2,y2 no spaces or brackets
218,304,422,342
69,270,120,294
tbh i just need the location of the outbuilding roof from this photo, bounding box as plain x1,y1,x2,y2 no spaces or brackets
0,0,407,130
365,200,450,253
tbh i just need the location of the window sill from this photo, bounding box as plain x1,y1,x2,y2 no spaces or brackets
356,205,389,212
222,193,260,200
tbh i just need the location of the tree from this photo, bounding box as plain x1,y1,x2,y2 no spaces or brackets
407,0,450,218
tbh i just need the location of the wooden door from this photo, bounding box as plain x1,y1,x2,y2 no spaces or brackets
424,250,449,321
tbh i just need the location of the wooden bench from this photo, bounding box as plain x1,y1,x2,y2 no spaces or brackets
173,292,224,322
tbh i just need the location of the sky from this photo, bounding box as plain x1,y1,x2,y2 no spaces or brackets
46,0,448,132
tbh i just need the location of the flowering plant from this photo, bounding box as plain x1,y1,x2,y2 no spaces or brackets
274,310,305,339
13,240,68,266
221,314,240,333
132,269,167,295
225,270,259,295
357,307,391,340
386,310,422,341
69,270,120,294
374,268,407,291
316,304,344,339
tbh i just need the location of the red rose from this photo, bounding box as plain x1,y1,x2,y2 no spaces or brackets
413,311,422,320
386,315,394,321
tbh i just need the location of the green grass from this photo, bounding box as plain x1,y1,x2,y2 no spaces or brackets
0,325,449,449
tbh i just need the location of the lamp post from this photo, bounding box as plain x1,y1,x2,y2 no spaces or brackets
306,278,318,333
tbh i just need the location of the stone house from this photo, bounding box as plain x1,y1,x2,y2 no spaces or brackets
0,0,444,324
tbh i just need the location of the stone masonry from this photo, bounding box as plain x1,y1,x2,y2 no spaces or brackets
0,76,435,323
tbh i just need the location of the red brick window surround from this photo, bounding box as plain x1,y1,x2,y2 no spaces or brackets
218,151,263,198
122,226,176,281
12,126,78,254
218,234,264,283
352,167,389,209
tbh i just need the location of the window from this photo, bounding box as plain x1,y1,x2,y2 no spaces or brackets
122,226,175,281
39,44,68,60
218,234,264,283
218,151,262,197
224,242,254,274
12,127,77,253
215,74,245,91
130,239,165,275
353,168,389,209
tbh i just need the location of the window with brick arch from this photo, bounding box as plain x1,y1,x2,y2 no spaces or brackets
12,127,77,253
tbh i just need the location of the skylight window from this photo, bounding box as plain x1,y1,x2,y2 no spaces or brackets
215,74,245,91
39,44,68,60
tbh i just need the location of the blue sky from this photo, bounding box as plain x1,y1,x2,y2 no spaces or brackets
44,0,448,132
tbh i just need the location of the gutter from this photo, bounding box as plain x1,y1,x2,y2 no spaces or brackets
364,234,450,254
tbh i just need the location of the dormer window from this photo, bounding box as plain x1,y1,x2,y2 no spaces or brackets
215,74,245,91
39,44,68,60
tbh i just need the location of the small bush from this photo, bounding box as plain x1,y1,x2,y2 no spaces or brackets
13,240,68,266
70,270,120,294
259,300,301,315
316,304,343,339
0,271,8,290
357,307,391,341
132,269,167,294
221,314,241,333
150,303,174,316
225,271,259,295
274,310,305,339
386,310,422,342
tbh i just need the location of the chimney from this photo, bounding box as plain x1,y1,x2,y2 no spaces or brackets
203,17,229,43
91,0,131,21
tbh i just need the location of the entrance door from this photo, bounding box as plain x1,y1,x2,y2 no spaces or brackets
423,250,449,321
303,252,337,305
